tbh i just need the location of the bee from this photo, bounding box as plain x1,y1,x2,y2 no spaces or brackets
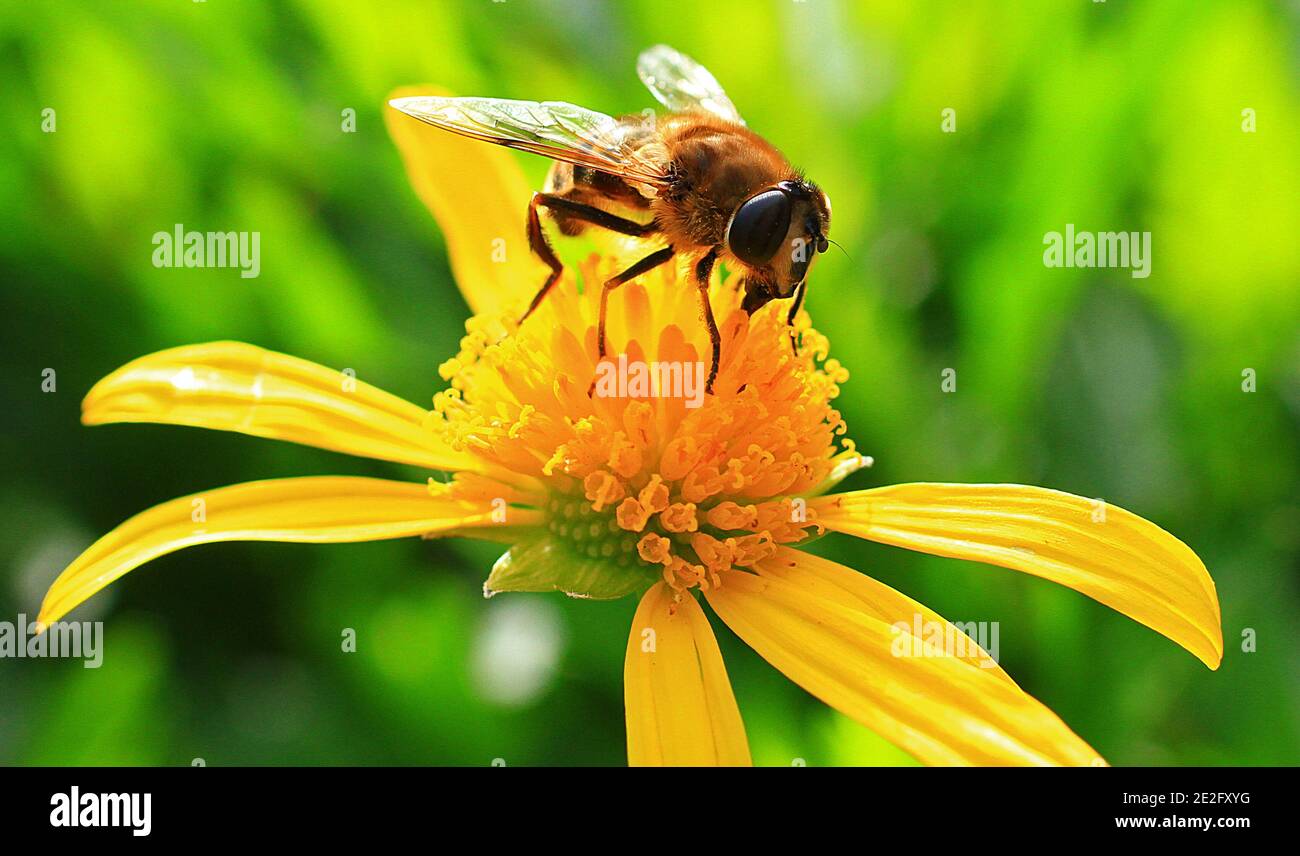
389,44,832,393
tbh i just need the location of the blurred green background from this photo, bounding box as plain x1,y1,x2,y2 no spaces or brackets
2,0,1297,766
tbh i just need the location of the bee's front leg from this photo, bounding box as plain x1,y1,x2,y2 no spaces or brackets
786,279,807,355
694,248,721,394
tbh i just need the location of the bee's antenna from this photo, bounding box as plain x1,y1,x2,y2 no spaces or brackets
826,238,851,261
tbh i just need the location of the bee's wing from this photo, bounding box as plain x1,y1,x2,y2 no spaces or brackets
636,44,745,125
388,95,670,187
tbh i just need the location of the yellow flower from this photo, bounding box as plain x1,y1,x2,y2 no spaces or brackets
37,89,1223,767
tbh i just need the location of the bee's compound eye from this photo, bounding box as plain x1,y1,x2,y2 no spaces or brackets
727,189,792,266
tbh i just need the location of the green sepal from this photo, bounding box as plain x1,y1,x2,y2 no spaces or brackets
485,534,656,600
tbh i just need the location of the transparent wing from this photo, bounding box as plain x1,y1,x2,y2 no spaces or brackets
636,44,745,125
388,95,669,187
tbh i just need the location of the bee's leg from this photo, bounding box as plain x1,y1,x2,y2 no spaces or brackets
785,279,807,355
537,194,660,238
597,245,676,357
694,248,721,394
520,193,659,325
519,194,565,325
740,277,774,314
588,246,676,396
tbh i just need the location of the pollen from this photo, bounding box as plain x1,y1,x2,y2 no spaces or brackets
431,255,860,592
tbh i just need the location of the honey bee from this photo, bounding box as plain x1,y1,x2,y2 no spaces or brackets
389,44,832,393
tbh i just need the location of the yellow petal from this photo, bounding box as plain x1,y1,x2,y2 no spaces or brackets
706,568,1105,766
37,476,517,628
82,341,478,472
624,583,751,766
755,546,1015,685
812,484,1223,669
385,86,543,315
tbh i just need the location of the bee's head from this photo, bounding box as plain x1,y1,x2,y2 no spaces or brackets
726,179,831,300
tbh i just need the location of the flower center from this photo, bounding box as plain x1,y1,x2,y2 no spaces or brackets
431,256,865,592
